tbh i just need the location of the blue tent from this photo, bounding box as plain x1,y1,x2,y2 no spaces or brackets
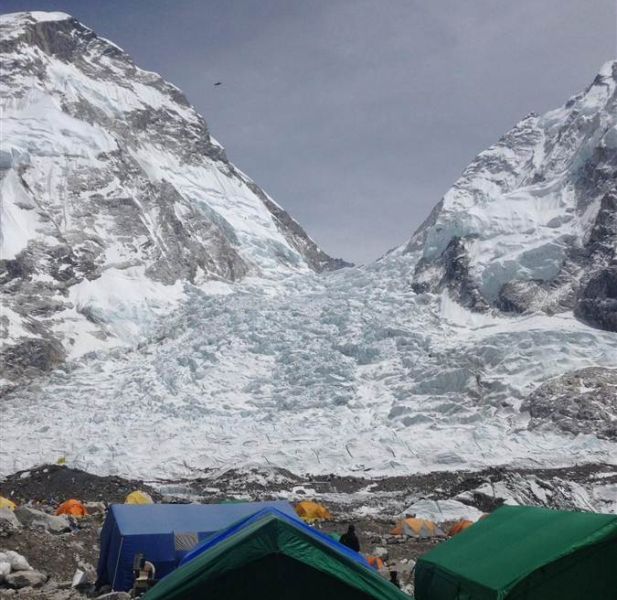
143,508,409,600
179,506,369,568
97,501,297,591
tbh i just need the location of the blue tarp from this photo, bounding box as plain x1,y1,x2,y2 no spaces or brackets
97,501,297,591
179,506,370,569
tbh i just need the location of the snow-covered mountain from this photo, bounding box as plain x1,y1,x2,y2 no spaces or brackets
408,61,617,329
0,11,347,386
1,12,615,483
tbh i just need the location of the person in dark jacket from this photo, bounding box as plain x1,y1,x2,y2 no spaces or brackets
389,570,400,588
339,524,360,552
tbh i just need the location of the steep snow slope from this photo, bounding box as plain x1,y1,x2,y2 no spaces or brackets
0,12,346,386
409,62,617,324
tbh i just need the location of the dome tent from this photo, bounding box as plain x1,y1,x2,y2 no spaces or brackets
391,517,445,539
0,497,17,511
447,519,474,537
56,499,88,517
295,500,332,523
125,490,154,505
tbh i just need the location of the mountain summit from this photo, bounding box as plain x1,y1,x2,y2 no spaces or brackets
0,11,348,383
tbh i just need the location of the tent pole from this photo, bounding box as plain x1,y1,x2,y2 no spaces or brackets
112,536,125,591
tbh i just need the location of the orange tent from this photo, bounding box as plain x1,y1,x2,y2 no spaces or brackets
295,501,332,523
391,517,445,539
447,519,474,537
56,499,88,518
367,556,385,570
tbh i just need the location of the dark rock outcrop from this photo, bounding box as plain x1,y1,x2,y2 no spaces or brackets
575,267,617,331
412,236,489,311
524,367,617,440
498,192,617,322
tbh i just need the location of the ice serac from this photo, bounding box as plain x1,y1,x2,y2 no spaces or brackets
0,12,347,385
407,61,617,326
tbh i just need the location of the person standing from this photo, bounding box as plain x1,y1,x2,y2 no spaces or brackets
389,570,401,588
339,524,360,552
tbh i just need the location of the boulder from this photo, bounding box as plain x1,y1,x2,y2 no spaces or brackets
71,569,88,588
84,501,106,514
14,506,71,534
5,569,47,589
0,560,11,583
4,551,31,572
0,509,21,537
71,561,96,589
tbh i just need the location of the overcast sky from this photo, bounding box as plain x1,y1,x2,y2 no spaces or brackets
4,1,616,263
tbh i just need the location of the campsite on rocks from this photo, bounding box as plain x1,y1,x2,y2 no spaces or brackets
1,3,616,599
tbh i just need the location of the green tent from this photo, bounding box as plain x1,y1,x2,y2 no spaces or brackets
143,508,410,600
415,505,617,600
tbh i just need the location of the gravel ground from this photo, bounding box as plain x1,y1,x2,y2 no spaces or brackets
0,514,102,583
0,466,161,506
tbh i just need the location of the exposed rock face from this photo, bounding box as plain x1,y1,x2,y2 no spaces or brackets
0,12,347,387
412,236,489,311
405,63,617,327
574,266,617,332
0,339,66,382
524,368,617,440
499,191,617,319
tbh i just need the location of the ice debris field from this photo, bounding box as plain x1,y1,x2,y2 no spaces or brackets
2,252,616,480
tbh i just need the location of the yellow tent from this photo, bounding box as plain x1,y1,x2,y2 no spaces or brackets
0,497,17,511
125,490,154,505
295,501,332,523
391,517,445,539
